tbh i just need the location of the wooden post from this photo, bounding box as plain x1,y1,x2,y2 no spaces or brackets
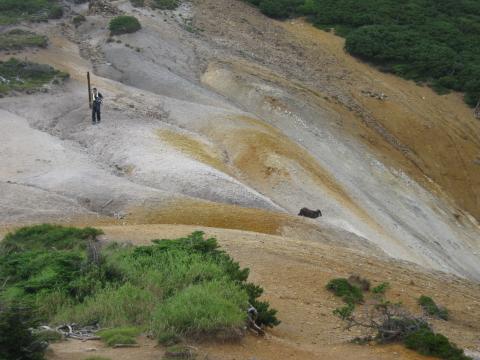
87,72,92,109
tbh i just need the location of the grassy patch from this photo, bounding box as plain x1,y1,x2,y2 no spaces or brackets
372,282,390,295
97,328,140,346
0,58,69,95
418,295,449,320
0,29,48,50
163,345,196,360
326,278,364,305
109,15,141,35
153,281,247,341
0,0,63,25
0,226,279,344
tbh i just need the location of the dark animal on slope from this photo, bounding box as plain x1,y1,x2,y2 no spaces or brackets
298,207,322,218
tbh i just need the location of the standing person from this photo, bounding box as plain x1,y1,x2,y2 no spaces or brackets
91,87,103,124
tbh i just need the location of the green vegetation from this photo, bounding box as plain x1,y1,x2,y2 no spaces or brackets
130,0,145,7
35,329,63,343
163,345,196,359
84,357,111,360
0,226,278,345
153,0,179,10
0,58,69,94
0,29,48,50
129,0,179,10
72,14,86,27
326,278,364,305
0,0,63,24
109,15,141,35
0,303,47,360
97,327,140,346
418,295,449,320
372,282,390,295
243,0,480,107
328,277,471,360
405,328,471,360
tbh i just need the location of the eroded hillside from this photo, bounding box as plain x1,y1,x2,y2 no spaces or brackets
1,0,480,358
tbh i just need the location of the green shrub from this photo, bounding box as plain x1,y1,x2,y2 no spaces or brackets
153,0,179,10
152,280,247,341
48,4,63,19
326,278,364,305
0,303,46,360
405,328,472,360
333,303,354,320
1,224,101,253
418,295,449,320
109,15,141,35
372,282,390,295
0,29,48,50
72,14,86,27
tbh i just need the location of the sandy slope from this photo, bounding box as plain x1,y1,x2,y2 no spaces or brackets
1,0,480,280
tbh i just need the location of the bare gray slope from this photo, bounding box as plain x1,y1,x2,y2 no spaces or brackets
0,0,479,280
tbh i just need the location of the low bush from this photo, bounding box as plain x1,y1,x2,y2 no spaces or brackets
0,29,48,50
372,282,390,295
0,58,69,95
326,278,364,305
109,15,141,35
72,14,86,27
153,0,179,10
348,275,370,291
48,4,63,19
418,295,449,320
1,224,102,253
405,328,472,360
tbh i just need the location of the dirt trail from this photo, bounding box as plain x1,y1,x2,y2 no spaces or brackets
46,224,480,360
